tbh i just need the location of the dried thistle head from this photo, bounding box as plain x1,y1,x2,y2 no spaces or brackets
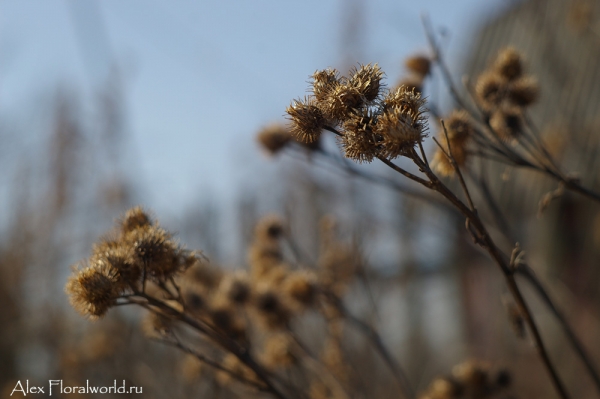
255,214,286,242
322,83,366,121
452,360,490,395
377,86,428,159
311,68,340,103
423,377,463,399
126,225,180,280
257,123,292,155
91,240,140,288
489,107,523,140
493,47,523,81
219,271,251,305
120,206,153,236
348,63,384,102
65,263,120,320
431,142,468,177
283,270,318,309
405,54,432,77
183,257,223,290
262,332,297,369
286,96,328,143
475,72,505,110
253,283,291,330
339,109,381,163
209,305,247,341
444,110,474,145
507,76,539,107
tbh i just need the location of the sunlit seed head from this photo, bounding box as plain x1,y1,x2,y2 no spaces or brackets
404,54,432,77
323,84,364,120
340,109,380,163
507,76,539,107
128,226,179,280
91,240,140,287
65,263,120,320
120,206,153,236
311,68,340,103
256,123,292,155
493,47,523,81
348,63,384,102
286,96,327,143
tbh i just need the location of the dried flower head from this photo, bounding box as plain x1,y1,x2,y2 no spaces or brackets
255,214,286,241
340,109,381,163
405,54,431,77
452,360,490,395
377,86,428,158
493,47,523,81
184,257,222,290
348,63,384,102
91,240,140,287
432,142,468,177
66,263,120,319
507,76,539,107
489,107,523,140
262,333,297,369
444,110,474,144
219,271,251,305
322,84,365,121
286,96,328,143
257,124,292,155
311,68,340,103
120,206,153,236
283,271,317,308
253,284,291,329
475,72,505,109
127,226,180,280
209,305,246,341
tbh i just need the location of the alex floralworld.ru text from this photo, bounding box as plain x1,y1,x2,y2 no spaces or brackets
10,380,143,395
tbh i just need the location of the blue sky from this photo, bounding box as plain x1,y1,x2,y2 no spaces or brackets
0,0,511,219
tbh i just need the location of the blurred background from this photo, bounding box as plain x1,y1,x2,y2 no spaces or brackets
2,0,600,398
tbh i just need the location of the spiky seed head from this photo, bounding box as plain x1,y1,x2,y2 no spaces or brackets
340,109,381,163
494,47,523,81
429,377,464,399
256,124,292,155
445,110,474,144
262,333,297,369
220,271,251,305
66,263,120,319
283,271,317,308
348,63,384,102
405,54,432,77
376,86,428,159
475,72,505,109
91,240,140,287
120,206,153,235
255,214,286,241
311,68,340,103
489,107,523,140
507,76,539,107
323,84,364,120
127,226,179,280
286,97,327,143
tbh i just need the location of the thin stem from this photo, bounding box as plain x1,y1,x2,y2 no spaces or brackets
516,264,600,396
380,153,571,399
